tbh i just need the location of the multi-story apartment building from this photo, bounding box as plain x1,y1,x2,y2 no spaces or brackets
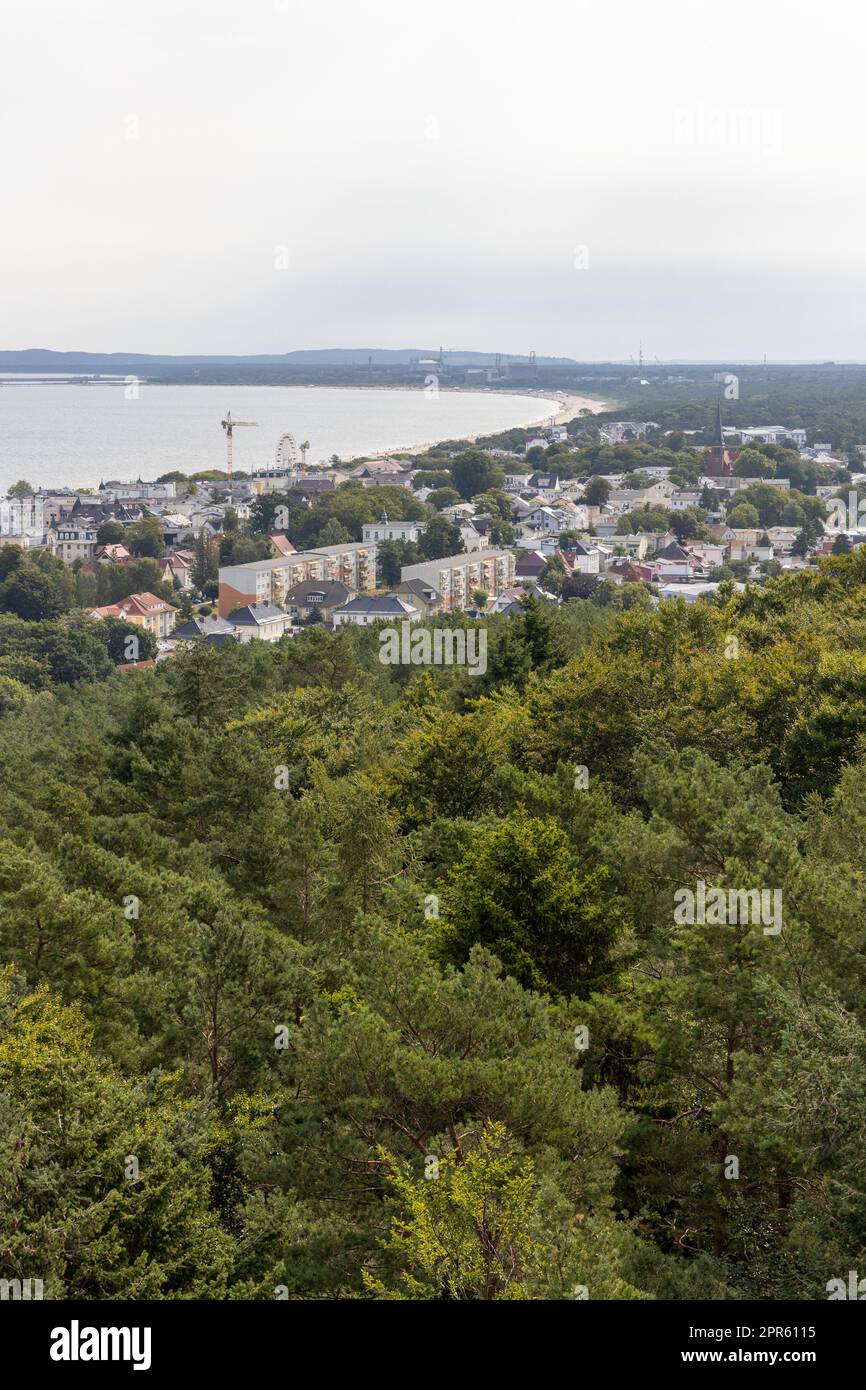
218,542,377,618
52,520,100,562
399,549,515,613
100,480,177,501
0,491,46,543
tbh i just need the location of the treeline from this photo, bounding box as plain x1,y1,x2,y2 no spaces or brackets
2,556,866,1297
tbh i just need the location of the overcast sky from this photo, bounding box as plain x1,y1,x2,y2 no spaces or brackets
2,0,863,359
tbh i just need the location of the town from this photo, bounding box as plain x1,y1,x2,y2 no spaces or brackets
0,402,858,664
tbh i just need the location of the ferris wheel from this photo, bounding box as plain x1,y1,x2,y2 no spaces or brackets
275,433,299,471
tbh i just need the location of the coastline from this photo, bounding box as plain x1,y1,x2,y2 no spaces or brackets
374,388,612,460
0,384,617,489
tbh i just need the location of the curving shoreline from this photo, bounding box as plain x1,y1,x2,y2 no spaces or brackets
375,389,612,459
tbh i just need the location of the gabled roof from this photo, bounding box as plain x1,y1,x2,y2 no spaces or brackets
94,544,132,561
172,615,235,640
268,532,296,556
608,560,645,582
90,591,177,620
396,578,442,605
122,591,177,615
655,541,691,562
515,550,547,574
335,594,417,616
283,579,350,605
229,603,289,626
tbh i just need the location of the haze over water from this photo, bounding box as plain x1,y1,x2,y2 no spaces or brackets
0,384,559,493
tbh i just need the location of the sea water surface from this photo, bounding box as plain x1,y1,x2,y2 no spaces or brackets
0,383,560,492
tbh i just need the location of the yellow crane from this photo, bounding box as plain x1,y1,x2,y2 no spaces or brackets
220,411,258,484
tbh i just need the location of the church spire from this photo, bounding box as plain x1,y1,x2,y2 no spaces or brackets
707,399,733,478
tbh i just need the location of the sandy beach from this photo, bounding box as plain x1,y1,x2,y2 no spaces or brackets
374,388,614,459
526,391,613,428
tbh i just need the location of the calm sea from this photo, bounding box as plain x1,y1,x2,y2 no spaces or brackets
0,383,559,492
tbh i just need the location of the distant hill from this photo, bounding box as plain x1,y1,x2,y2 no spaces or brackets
0,347,577,369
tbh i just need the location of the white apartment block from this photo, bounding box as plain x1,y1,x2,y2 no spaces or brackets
0,492,46,542
399,549,515,613
218,541,377,617
725,426,807,448
102,481,177,501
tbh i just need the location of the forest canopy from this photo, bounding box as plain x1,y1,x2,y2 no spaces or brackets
2,553,866,1298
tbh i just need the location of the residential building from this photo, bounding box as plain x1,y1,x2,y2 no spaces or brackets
515,550,548,580
670,490,702,510
227,603,295,641
53,520,100,562
349,459,412,481
400,549,516,612
526,472,562,498
268,532,296,557
94,543,132,564
283,579,352,624
218,542,377,618
156,549,195,591
598,420,659,443
659,581,745,603
88,591,178,639
727,426,807,448
361,511,423,544
395,578,442,618
0,491,45,543
653,540,694,581
332,594,419,627
459,519,488,551
169,614,238,645
561,540,601,575
100,480,177,501
607,559,652,583
688,543,727,569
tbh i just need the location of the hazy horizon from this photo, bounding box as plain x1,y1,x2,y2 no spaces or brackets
5,0,863,359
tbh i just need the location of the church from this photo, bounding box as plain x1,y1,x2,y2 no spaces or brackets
705,403,736,478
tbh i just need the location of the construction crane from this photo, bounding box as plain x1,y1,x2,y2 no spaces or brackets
221,411,258,484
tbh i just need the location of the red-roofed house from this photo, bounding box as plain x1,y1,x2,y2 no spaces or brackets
608,559,652,583
88,591,178,639
268,532,296,557
156,549,195,591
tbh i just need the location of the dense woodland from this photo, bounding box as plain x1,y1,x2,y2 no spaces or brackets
2,547,866,1299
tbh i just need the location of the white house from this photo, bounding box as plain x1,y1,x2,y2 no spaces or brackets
653,540,694,581
562,539,601,574
332,594,419,627
361,511,423,544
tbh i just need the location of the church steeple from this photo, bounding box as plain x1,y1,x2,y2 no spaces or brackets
707,400,733,477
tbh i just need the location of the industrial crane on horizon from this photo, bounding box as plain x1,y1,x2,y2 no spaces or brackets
220,411,258,484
